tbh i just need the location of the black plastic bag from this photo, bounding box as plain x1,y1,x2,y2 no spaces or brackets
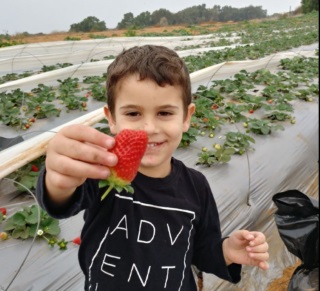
0,136,23,151
272,190,319,291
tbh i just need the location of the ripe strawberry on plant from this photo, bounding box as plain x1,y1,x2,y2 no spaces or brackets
100,129,148,200
0,208,6,216
31,164,39,172
72,236,81,245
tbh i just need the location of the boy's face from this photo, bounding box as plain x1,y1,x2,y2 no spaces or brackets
104,74,195,178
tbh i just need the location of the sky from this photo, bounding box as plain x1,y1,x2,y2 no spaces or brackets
1,0,302,35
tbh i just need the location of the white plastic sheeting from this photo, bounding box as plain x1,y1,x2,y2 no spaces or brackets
0,34,241,75
0,38,318,291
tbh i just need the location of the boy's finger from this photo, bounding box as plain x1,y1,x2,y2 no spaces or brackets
259,261,269,270
60,124,115,149
248,251,269,263
246,231,266,246
48,157,111,180
55,138,117,166
246,243,269,253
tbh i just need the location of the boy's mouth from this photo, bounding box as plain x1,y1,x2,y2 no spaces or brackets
147,142,163,148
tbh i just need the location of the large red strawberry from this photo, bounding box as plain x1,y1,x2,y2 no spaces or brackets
100,129,148,200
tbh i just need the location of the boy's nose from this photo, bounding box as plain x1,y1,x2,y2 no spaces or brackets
142,118,158,133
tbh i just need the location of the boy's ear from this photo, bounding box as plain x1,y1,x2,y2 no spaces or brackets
104,106,117,134
183,103,195,132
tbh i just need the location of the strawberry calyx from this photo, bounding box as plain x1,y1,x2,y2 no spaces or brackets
100,170,134,200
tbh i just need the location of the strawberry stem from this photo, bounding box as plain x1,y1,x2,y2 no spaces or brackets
101,184,113,201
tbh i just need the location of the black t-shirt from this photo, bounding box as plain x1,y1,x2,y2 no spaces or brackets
37,158,241,290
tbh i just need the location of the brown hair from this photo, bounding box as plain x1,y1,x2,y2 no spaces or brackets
106,45,191,118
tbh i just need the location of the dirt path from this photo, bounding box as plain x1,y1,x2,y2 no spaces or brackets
196,261,301,291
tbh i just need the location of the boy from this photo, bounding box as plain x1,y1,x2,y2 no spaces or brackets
36,45,269,290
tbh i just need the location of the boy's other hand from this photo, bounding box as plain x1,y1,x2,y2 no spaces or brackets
222,230,269,270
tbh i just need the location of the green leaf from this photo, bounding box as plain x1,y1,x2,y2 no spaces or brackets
261,126,271,135
45,220,60,236
219,154,232,163
41,216,55,228
19,176,34,190
223,148,236,155
11,212,27,226
29,224,37,237
3,220,16,231
20,226,30,239
25,207,39,224
12,226,27,239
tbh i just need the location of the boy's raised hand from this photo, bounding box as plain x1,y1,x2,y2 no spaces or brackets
222,230,269,270
45,124,117,201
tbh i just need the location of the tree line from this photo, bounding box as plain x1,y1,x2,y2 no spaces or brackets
116,5,267,29
69,1,318,32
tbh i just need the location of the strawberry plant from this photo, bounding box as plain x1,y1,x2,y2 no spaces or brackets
99,129,148,200
295,89,315,102
197,146,236,167
60,94,88,111
236,94,264,110
3,205,59,239
0,208,7,223
90,83,106,102
223,132,255,155
1,205,69,250
192,96,224,131
33,104,61,119
0,71,33,85
245,118,284,135
279,57,319,76
194,85,225,105
41,65,58,72
41,63,73,72
57,77,88,111
1,206,81,249
6,156,45,192
30,84,56,100
0,96,24,128
222,102,249,123
58,77,80,94
308,84,319,95
83,75,106,84
179,127,199,147
264,111,292,121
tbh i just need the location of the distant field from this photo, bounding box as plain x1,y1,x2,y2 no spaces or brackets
10,20,250,44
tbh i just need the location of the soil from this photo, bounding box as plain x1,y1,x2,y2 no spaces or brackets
266,261,301,291
10,21,238,44
196,260,301,291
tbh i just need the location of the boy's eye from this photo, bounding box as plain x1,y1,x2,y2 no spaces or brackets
158,111,172,116
126,111,140,117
